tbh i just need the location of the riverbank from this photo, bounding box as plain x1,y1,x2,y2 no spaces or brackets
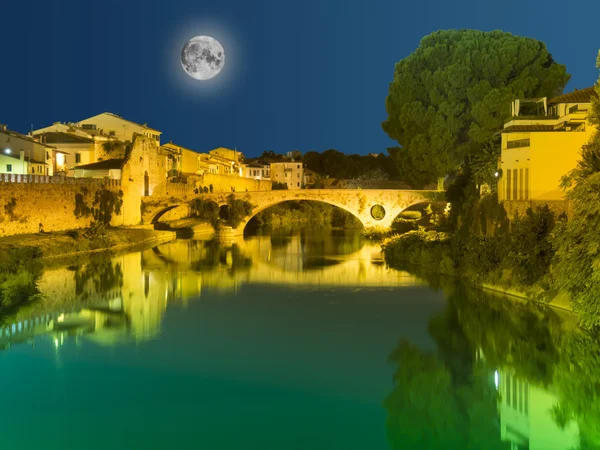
381,228,574,313
0,227,176,259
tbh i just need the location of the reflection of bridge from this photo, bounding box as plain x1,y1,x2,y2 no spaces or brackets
1,235,422,352
142,189,445,233
146,236,423,288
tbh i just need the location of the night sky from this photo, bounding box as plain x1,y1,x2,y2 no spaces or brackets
3,0,600,157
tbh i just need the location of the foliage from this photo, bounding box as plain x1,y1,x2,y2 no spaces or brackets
384,339,507,450
189,198,221,229
551,54,600,328
0,247,43,317
383,29,570,187
271,181,288,190
74,253,123,298
303,149,399,181
101,140,133,158
82,221,112,249
224,194,254,228
252,201,362,229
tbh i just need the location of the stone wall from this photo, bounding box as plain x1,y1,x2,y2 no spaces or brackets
503,200,574,220
0,179,123,236
197,173,272,193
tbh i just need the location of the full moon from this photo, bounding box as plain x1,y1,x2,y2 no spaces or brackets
181,36,225,80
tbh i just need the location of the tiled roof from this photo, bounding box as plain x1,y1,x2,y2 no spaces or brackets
38,132,93,144
74,159,125,170
502,125,556,133
548,87,597,105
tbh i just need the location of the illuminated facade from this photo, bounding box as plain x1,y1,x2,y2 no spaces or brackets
498,87,598,201
271,160,304,189
0,124,55,175
76,112,162,146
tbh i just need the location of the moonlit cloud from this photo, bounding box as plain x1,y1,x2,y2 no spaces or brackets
165,17,243,99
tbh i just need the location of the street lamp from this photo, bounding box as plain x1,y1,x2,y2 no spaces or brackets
4,148,10,154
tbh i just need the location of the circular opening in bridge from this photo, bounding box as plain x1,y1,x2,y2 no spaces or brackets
370,204,386,221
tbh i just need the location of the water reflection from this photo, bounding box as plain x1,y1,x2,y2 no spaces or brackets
384,276,600,450
0,230,419,351
1,231,599,449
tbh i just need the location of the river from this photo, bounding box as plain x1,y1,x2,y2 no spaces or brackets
0,229,598,449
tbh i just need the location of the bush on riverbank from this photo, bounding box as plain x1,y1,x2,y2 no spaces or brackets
382,194,559,298
0,247,43,319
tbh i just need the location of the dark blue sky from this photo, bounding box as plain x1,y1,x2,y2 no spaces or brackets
3,0,599,157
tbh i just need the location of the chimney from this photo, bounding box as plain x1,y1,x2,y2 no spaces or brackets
0,124,7,132
20,150,24,161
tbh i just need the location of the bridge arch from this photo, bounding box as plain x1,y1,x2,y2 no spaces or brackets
240,198,366,231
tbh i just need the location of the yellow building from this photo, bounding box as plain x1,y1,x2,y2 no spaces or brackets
498,87,597,201
0,124,56,175
209,147,244,163
161,141,202,175
497,369,579,450
76,112,162,146
271,160,304,189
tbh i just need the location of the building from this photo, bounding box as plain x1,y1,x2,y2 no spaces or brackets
200,152,239,175
75,112,162,146
497,368,579,450
244,160,271,180
161,142,202,176
0,124,57,175
72,159,125,180
271,160,304,189
209,147,244,163
32,121,122,168
498,87,598,202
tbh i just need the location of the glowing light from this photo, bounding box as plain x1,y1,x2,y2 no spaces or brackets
56,153,65,166
494,370,499,390
4,148,10,154
494,172,499,177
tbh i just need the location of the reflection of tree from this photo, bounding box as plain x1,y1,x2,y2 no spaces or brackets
396,268,600,450
385,340,507,449
74,253,124,299
190,239,252,275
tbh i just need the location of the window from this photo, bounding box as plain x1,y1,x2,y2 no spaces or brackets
506,169,512,200
507,139,530,149
513,169,518,200
519,169,523,200
297,165,300,169
31,166,35,173
6,164,12,172
75,153,81,163
109,131,116,136
525,169,529,200
297,182,300,187
81,124,97,130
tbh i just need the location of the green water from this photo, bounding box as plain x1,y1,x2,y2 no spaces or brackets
1,229,598,449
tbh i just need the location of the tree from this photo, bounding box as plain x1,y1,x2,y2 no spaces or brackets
383,29,570,187
552,51,600,328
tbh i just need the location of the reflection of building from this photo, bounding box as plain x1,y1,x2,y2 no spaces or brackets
498,87,598,201
497,369,579,450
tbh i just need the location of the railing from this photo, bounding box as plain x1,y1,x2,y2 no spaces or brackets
0,173,121,187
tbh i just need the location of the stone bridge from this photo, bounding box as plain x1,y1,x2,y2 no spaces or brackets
141,189,445,235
